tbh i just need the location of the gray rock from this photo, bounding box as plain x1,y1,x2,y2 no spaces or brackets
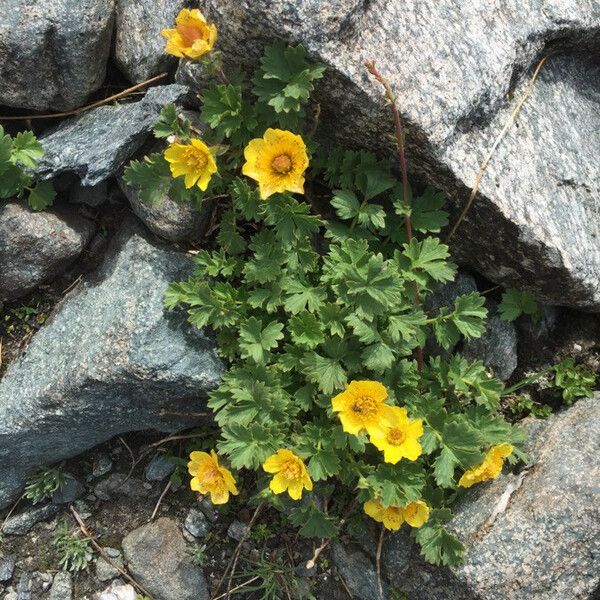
114,0,187,83
0,555,16,582
333,543,386,600
94,474,150,502
1,504,59,536
48,572,72,600
122,518,209,600
96,548,124,582
69,183,109,208
119,178,212,243
226,520,249,542
15,573,31,600
144,455,176,482
0,202,95,302
184,507,212,539
0,219,222,509
175,61,210,100
33,85,189,187
205,1,600,311
52,477,85,505
92,454,114,479
197,496,219,523
97,581,137,600
382,396,600,600
463,302,518,381
0,0,114,111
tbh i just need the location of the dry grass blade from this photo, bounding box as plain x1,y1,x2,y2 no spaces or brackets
445,55,551,242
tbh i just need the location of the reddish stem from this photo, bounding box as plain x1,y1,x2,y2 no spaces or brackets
365,60,423,371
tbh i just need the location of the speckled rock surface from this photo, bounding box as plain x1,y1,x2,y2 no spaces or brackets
205,0,600,310
114,0,188,83
0,0,114,111
33,85,189,186
0,219,222,509
0,202,95,302
118,178,212,242
382,396,600,600
333,543,386,600
122,518,209,600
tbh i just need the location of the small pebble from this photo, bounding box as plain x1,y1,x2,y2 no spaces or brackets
227,520,250,542
0,555,16,582
184,507,212,539
144,455,175,482
92,453,113,478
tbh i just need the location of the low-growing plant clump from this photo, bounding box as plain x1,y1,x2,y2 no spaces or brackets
123,8,533,567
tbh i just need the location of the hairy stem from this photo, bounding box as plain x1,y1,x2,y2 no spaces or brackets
365,60,423,371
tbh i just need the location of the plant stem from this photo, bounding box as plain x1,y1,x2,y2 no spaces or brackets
365,60,423,371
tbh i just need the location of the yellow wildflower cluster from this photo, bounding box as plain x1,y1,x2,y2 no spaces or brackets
188,450,238,505
161,10,310,199
364,498,430,530
332,380,424,464
161,9,217,60
458,443,513,488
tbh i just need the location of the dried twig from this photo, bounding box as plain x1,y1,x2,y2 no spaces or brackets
150,480,172,521
375,525,385,598
365,60,423,371
210,576,259,600
70,505,154,599
0,73,168,121
1,493,25,533
212,502,264,598
445,55,551,242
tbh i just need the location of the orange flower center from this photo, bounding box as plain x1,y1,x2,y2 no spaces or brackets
281,460,301,481
271,154,293,175
202,463,223,485
185,148,208,170
178,24,206,45
386,427,407,446
351,395,378,417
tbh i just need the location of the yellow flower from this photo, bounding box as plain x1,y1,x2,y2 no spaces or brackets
164,138,217,190
363,499,405,531
242,129,309,199
263,449,313,500
188,450,238,505
458,443,513,488
161,8,217,60
363,499,430,531
331,380,393,437
369,406,424,464
402,500,430,528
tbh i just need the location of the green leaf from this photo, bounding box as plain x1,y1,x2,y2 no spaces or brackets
400,237,456,286
218,209,246,255
0,163,29,198
262,194,321,244
283,279,326,314
451,292,487,339
288,311,324,349
154,103,192,139
28,180,56,210
231,177,261,220
415,510,465,566
123,153,172,206
243,230,286,284
302,350,347,394
331,189,359,220
499,288,540,322
433,420,483,487
361,463,426,507
219,423,282,469
409,187,448,233
308,448,341,481
202,84,257,140
0,126,13,171
12,131,44,168
252,41,325,121
239,317,284,364
362,342,395,373
288,504,338,538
